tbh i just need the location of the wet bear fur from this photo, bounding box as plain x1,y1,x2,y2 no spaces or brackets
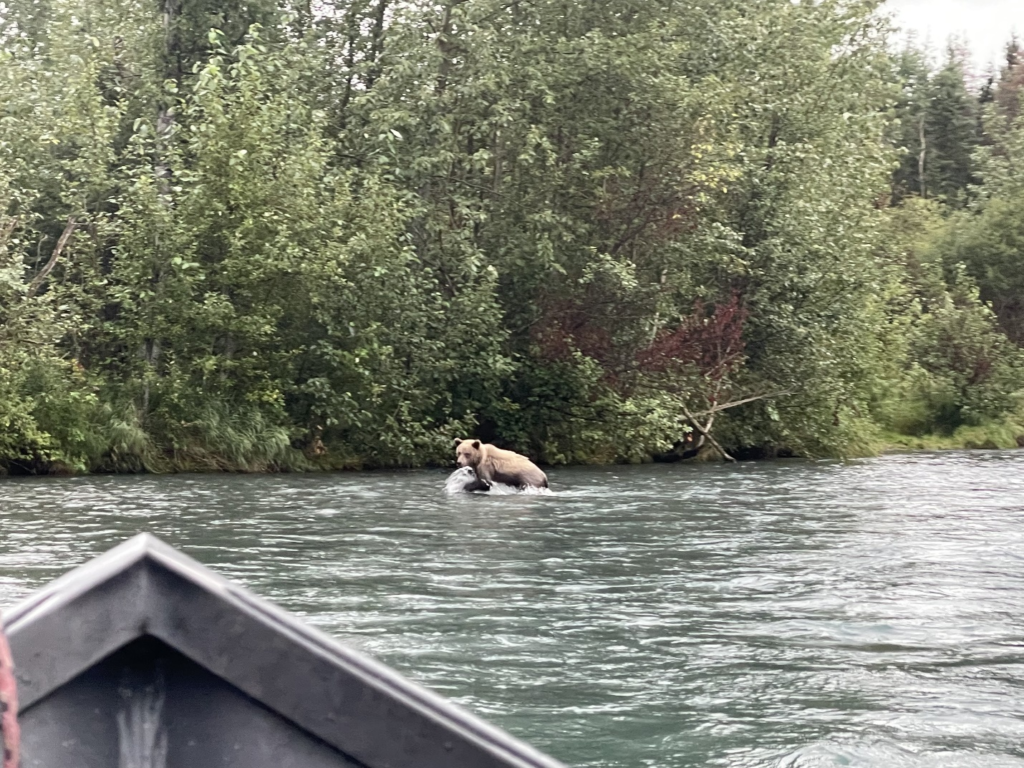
453,439,548,490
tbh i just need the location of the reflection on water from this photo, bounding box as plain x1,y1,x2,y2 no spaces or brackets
117,668,168,768
2,452,1024,767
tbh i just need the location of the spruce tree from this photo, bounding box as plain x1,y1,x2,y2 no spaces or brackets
923,50,980,205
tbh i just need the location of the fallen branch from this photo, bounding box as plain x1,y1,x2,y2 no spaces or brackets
26,216,77,298
682,403,736,462
689,390,793,419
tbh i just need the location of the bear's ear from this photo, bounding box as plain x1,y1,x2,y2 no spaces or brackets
471,440,481,449
453,437,462,447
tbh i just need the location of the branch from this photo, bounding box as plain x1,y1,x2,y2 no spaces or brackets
689,390,792,419
26,216,77,298
682,404,736,462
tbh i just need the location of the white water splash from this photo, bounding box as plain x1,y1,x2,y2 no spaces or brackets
444,467,483,495
484,481,523,495
444,468,553,495
489,482,552,495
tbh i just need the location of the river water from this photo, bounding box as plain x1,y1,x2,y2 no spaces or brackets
1,451,1023,767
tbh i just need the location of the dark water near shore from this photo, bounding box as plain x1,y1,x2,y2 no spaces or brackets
2,452,1024,767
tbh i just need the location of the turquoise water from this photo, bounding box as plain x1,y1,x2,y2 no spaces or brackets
2,451,1024,767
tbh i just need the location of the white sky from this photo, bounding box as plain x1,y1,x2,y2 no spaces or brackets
884,0,1024,73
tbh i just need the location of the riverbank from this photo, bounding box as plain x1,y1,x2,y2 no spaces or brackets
4,0,1024,489
877,417,1024,454
5,422,1022,477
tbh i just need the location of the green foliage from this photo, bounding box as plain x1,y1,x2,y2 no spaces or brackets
891,47,981,206
868,200,1024,441
0,0,1020,473
877,40,1024,449
944,104,1024,344
910,274,1023,428
0,357,104,473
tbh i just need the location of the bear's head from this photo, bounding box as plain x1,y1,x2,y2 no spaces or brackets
453,438,483,468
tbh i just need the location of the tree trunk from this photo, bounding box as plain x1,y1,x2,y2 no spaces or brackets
918,113,927,198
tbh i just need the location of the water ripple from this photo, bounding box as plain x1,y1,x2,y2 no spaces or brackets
2,452,1024,767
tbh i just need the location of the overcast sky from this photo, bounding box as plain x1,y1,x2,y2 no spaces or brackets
884,0,1024,72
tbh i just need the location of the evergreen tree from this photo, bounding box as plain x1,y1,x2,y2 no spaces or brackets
995,36,1024,120
891,46,983,206
892,47,933,202
922,50,980,204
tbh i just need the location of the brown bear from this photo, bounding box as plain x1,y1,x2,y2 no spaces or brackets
453,439,549,490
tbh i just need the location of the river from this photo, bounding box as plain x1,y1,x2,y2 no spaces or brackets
1,451,1023,767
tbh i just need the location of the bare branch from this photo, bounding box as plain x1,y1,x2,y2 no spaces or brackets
689,390,792,419
26,216,77,298
682,404,736,462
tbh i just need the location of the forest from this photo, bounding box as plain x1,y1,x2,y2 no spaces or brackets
0,0,1022,473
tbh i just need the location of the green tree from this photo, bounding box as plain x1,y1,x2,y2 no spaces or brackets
923,50,980,204
891,46,934,202
1,0,1019,472
890,45,982,206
